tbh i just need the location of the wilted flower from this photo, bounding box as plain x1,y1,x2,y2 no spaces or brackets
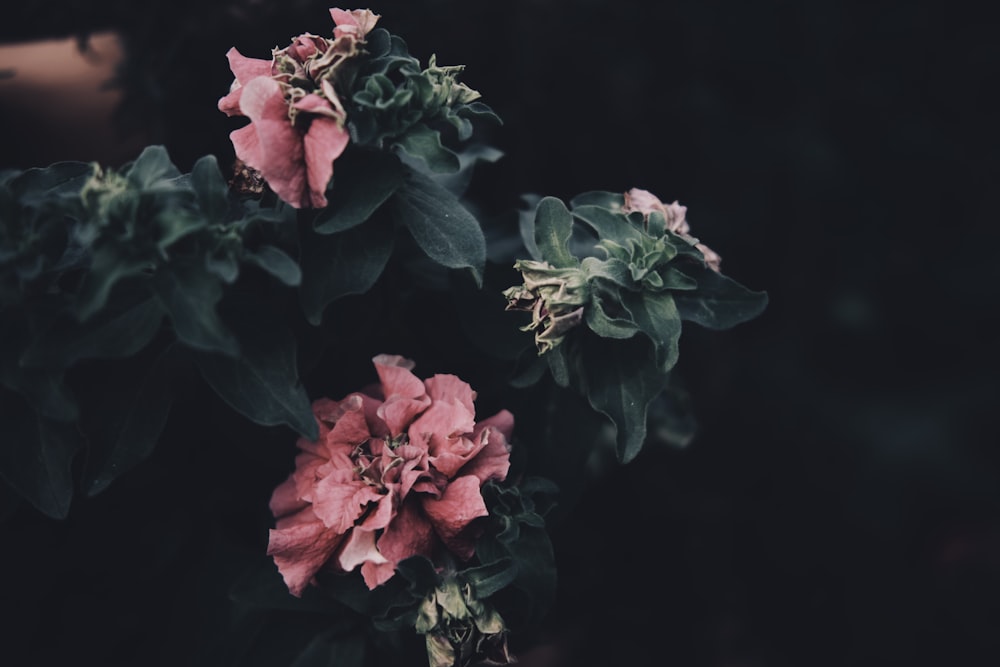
623,187,722,272
416,576,513,667
268,354,513,595
218,8,380,208
503,259,588,354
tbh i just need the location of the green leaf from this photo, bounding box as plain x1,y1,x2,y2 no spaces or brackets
621,290,682,370
571,204,642,246
125,145,182,189
585,289,640,339
74,246,155,321
581,256,633,288
533,197,576,269
190,154,231,224
83,345,175,496
674,264,769,329
313,149,404,234
463,558,517,599
392,166,485,284
245,245,302,286
10,161,92,205
394,123,461,174
152,259,239,356
194,316,317,440
568,190,624,211
21,294,164,368
299,215,394,326
0,398,81,519
579,334,671,463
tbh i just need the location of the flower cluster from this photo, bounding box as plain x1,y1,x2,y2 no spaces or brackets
622,187,722,272
267,354,514,595
218,8,379,208
503,260,588,354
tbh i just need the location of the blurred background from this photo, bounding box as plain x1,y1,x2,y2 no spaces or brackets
2,1,999,665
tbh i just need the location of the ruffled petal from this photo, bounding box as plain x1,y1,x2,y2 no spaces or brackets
302,114,349,208
312,469,383,533
335,527,387,572
459,426,511,485
422,475,489,560
373,355,431,436
362,500,435,589
267,508,345,597
235,76,310,208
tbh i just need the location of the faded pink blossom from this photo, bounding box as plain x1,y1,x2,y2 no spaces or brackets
330,7,381,39
218,9,379,208
623,187,722,271
268,355,514,596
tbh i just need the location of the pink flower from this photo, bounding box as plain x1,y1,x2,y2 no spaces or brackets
623,187,722,272
218,9,379,208
268,355,514,596
330,7,381,39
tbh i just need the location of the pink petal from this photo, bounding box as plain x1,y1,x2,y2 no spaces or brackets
358,492,396,531
473,409,515,442
373,356,431,436
226,47,273,85
459,426,512,485
362,500,435,589
422,475,489,560
267,509,346,597
269,473,309,520
330,8,380,38
335,527,387,572
424,374,477,416
302,114,349,208
312,470,383,533
234,76,310,208
325,396,372,447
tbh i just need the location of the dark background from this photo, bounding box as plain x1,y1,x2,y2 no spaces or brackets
3,1,999,665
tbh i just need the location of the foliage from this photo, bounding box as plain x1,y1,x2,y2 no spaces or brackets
0,8,765,667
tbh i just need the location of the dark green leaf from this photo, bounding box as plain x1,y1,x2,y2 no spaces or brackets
10,161,92,204
190,154,231,224
313,150,404,234
152,259,239,356
621,290,682,370
0,364,78,422
194,316,317,440
21,294,164,369
579,334,671,463
571,204,642,246
674,264,769,329
125,145,181,189
463,558,517,599
581,256,632,288
245,245,302,286
394,123,460,174
0,398,81,519
585,290,640,339
392,166,485,284
568,190,624,211
533,197,576,269
75,246,155,321
83,345,175,496
299,215,394,326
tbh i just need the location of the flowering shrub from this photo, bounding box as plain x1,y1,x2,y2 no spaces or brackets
0,6,765,667
268,354,513,594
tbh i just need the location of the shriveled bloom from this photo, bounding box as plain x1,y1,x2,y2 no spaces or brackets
503,260,588,354
416,576,513,667
268,354,513,596
623,187,722,272
218,8,380,208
